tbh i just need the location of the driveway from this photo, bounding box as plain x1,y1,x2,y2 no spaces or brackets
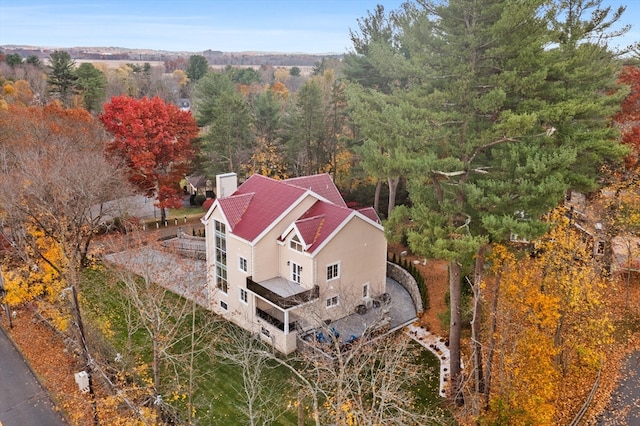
597,350,640,425
0,326,67,426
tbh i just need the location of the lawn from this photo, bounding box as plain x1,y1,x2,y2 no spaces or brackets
80,265,446,424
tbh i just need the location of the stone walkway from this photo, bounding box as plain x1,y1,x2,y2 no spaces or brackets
406,323,458,398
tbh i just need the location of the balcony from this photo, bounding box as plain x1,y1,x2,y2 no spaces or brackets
256,307,297,332
247,276,319,309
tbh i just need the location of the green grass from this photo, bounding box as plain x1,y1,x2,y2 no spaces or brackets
166,206,206,218
80,265,446,424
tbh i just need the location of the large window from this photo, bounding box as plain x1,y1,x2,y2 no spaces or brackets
327,262,340,281
291,262,302,284
290,234,303,252
215,220,228,293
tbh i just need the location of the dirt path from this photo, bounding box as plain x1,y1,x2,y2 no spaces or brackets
388,243,449,337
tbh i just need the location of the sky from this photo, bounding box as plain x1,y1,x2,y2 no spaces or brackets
0,0,637,54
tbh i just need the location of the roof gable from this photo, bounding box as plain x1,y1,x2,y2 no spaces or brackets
296,201,352,253
284,174,347,207
295,214,326,248
357,207,382,225
218,193,254,230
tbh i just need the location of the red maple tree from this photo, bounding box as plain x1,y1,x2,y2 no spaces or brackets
100,96,198,222
614,66,640,170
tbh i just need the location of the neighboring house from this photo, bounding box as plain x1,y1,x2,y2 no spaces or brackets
185,174,214,200
565,190,640,273
201,173,387,354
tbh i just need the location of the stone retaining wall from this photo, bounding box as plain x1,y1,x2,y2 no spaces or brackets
387,262,424,314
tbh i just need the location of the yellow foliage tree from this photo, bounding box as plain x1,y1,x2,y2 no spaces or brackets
483,208,614,424
1,226,71,330
243,139,289,179
172,69,188,87
483,245,560,425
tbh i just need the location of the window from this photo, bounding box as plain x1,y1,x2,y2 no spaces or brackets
327,263,340,281
326,295,339,308
363,284,369,299
220,300,228,310
290,234,303,252
239,256,248,273
595,240,605,256
291,262,302,284
239,288,248,303
214,220,228,293
216,266,228,293
261,327,270,337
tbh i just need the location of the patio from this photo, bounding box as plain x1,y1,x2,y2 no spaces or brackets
299,277,418,346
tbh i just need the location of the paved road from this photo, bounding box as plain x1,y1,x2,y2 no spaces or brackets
597,350,640,425
0,326,67,426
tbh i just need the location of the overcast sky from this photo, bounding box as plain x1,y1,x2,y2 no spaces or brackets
0,0,636,54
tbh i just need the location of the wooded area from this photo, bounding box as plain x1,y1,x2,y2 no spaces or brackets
1,0,639,424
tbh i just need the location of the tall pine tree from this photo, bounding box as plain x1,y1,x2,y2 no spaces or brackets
347,0,629,405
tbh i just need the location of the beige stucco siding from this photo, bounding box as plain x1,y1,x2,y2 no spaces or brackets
204,206,253,320
313,215,387,319
251,195,317,284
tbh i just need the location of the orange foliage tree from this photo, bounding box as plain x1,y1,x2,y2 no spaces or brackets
0,103,129,282
100,95,198,223
614,65,640,171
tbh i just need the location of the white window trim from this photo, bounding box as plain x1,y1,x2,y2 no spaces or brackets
220,300,228,310
291,262,302,284
327,262,340,281
290,234,304,252
239,256,248,273
239,288,248,304
363,283,370,299
326,295,339,308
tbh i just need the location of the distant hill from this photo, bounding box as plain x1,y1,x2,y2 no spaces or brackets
0,45,343,67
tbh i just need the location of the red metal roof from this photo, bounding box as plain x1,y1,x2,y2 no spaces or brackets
218,192,254,230
357,207,382,225
224,174,306,242
295,215,326,247
216,174,376,252
284,174,347,207
296,201,352,253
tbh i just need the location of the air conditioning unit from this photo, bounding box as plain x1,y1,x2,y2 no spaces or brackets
364,298,374,310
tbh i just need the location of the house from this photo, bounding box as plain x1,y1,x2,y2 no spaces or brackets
185,174,214,201
201,173,387,354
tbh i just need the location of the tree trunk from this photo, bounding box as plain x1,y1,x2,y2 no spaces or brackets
71,285,99,425
187,301,196,425
374,178,382,214
153,331,161,424
449,261,463,405
387,176,400,217
297,390,305,426
160,207,167,225
0,269,12,328
470,245,488,410
484,269,502,410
